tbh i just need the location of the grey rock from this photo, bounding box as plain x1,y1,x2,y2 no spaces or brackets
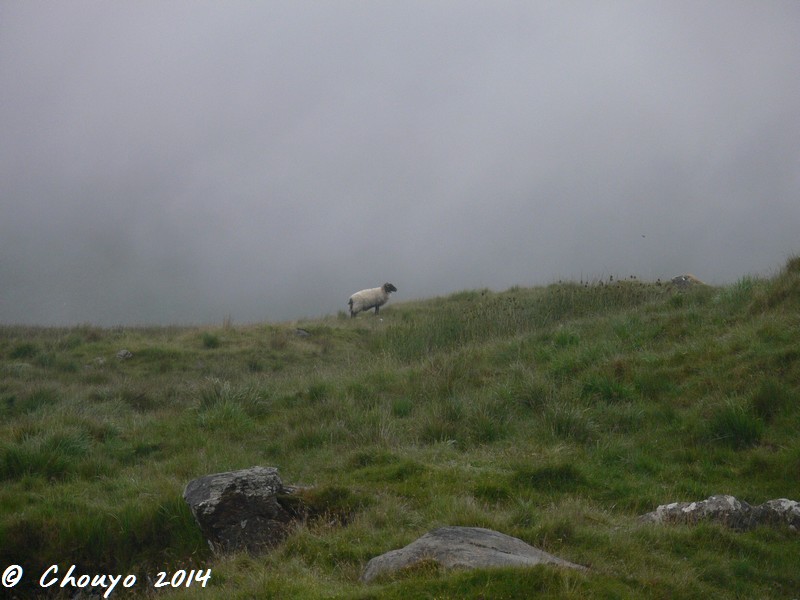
640,495,751,529
116,349,133,360
183,466,300,554
360,526,587,583
294,328,311,337
749,498,800,530
640,495,799,532
671,274,704,288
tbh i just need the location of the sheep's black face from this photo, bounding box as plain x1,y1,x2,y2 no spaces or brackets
384,283,397,293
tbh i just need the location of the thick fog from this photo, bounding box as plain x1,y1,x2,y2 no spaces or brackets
2,2,799,325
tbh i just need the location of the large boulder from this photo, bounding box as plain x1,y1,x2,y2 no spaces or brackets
360,526,587,583
183,466,303,554
640,495,800,531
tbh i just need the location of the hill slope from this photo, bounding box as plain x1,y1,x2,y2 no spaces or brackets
1,257,799,598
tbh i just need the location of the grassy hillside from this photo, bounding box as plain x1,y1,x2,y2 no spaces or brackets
1,258,799,598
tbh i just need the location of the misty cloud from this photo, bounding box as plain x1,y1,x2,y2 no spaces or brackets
2,2,799,325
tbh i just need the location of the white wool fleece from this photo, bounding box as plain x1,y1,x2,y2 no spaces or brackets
348,283,397,317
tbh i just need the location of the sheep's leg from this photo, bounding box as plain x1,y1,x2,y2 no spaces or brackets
375,306,380,314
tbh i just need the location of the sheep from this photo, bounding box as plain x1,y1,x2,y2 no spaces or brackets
348,282,397,317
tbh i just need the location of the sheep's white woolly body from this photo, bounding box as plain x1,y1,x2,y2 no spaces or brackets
348,283,397,317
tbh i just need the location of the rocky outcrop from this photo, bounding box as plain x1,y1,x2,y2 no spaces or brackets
671,274,704,288
183,466,305,554
360,526,588,583
640,495,800,531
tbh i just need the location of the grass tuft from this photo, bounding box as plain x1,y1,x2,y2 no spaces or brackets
511,463,588,493
706,400,764,449
202,331,221,348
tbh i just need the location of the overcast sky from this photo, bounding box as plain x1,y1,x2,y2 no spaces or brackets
2,2,799,326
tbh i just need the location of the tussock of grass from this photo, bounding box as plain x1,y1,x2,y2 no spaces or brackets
511,462,588,493
705,399,764,449
1,257,800,598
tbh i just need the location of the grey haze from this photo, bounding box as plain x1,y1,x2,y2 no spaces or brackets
1,2,798,325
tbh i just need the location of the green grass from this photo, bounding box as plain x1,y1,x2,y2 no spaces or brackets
1,257,799,598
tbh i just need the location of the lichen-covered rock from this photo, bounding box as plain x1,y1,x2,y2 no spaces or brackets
183,466,300,554
671,274,704,288
750,498,800,531
360,526,587,583
640,495,799,532
640,495,751,529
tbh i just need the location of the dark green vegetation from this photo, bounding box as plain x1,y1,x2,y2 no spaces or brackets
1,257,799,598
